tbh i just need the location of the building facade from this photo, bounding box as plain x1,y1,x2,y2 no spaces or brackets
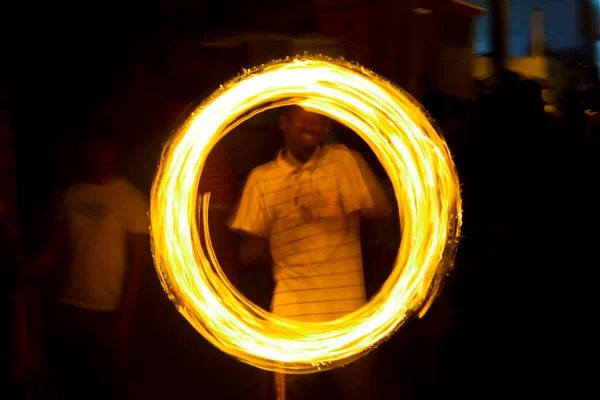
468,0,599,63
314,0,484,99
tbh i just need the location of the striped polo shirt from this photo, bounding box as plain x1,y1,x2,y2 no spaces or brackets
229,143,390,322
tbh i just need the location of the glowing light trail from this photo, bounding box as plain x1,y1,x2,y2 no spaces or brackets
150,56,462,374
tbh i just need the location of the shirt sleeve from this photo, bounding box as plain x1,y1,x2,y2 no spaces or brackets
123,186,150,234
227,171,272,238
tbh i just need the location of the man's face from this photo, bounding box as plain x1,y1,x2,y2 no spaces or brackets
83,140,121,174
280,107,327,153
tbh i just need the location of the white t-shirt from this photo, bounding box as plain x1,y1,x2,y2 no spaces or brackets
58,178,149,312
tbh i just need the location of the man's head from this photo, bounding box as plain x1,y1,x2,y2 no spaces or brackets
517,79,545,114
279,106,328,162
80,122,124,179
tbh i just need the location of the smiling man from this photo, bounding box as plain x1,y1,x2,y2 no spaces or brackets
228,105,392,399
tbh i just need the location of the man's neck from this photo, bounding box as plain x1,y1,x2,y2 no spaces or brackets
87,172,123,185
286,147,318,165
284,149,304,167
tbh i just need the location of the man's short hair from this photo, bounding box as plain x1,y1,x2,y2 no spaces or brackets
78,119,124,146
279,105,304,119
279,105,329,122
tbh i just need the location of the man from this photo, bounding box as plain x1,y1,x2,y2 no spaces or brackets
228,105,392,399
24,122,149,399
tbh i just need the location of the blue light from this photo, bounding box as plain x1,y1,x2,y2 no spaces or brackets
596,40,600,78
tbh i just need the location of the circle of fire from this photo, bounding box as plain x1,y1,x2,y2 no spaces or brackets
150,56,462,374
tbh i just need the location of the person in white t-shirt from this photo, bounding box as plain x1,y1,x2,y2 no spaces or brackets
25,125,149,400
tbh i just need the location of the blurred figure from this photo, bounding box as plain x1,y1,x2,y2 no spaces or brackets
1,109,20,396
460,73,584,395
0,112,17,289
423,91,448,127
23,121,149,400
512,79,565,155
1,112,17,295
585,88,600,143
228,105,392,400
510,79,571,223
423,92,469,179
515,79,545,118
559,90,587,144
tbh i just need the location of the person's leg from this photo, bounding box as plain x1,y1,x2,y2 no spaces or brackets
43,304,88,400
331,352,381,400
275,372,321,400
78,309,128,400
44,304,121,400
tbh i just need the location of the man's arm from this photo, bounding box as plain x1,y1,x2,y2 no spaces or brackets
227,171,273,264
351,151,393,219
23,191,69,279
239,234,271,265
22,222,67,280
118,233,148,321
113,187,150,345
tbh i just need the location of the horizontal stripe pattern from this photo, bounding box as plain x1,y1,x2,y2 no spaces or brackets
229,144,376,322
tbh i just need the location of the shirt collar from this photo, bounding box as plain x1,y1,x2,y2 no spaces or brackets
276,147,322,172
